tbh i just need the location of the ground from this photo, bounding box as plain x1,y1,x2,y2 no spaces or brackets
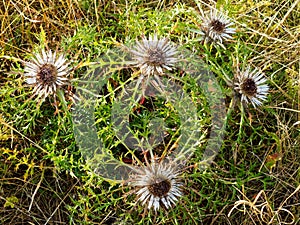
0,0,299,224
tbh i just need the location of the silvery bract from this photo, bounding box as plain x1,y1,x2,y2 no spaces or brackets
130,157,182,211
130,33,178,76
24,49,71,100
196,9,236,45
234,67,269,107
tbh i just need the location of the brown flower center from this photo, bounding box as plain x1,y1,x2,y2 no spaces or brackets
210,20,226,33
146,49,165,66
241,78,257,96
148,177,171,197
37,64,58,85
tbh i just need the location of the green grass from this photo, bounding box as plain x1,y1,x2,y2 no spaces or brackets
1,0,299,224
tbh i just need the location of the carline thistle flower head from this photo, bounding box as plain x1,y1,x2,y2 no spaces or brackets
197,9,236,45
234,67,269,108
24,49,71,100
130,158,183,211
130,33,179,76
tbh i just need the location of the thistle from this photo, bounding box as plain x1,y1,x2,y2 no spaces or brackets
194,9,236,47
24,49,71,100
129,156,183,211
234,67,269,108
130,33,178,76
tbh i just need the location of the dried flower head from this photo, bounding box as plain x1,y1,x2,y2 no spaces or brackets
197,9,236,45
234,67,269,108
24,49,71,100
130,34,178,76
130,158,183,211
